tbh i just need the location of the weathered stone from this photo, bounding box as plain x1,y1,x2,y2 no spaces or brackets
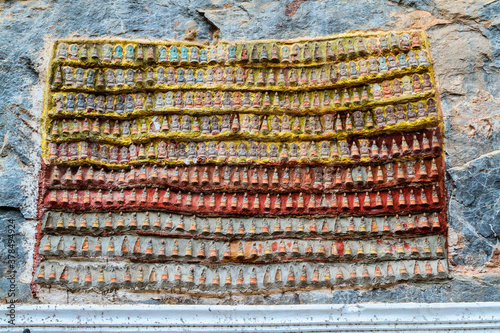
447,150,500,267
0,0,498,304
0,209,33,302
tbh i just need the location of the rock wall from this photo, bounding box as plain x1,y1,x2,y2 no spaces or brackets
0,0,498,304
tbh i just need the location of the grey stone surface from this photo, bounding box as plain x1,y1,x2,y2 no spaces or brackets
0,106,39,219
0,0,498,304
447,150,500,266
0,209,33,303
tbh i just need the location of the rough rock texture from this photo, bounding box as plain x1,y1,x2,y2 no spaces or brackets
0,0,499,304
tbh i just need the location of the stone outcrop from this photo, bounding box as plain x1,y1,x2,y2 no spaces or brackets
0,0,498,304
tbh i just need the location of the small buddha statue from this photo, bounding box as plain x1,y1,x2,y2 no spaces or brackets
417,101,427,119
120,146,128,162
282,115,291,131
158,141,167,159
393,79,403,96
382,81,393,98
320,142,330,158
250,115,260,133
75,68,84,86
125,69,134,85
259,143,269,159
340,141,350,157
289,143,299,159
372,83,382,100
398,54,408,68
400,33,411,49
211,115,221,134
233,91,242,108
106,70,116,87
225,68,234,83
116,95,124,113
238,143,248,158
427,98,437,115
165,91,174,106
69,143,78,159
185,92,194,107
178,143,187,159
299,142,309,159
387,55,398,71
396,104,407,123
368,58,379,74
181,115,191,133
187,142,197,159
401,76,413,95
242,92,252,107
358,59,368,76
134,93,144,110
215,67,224,84
222,92,232,108
169,46,179,62
360,140,370,157
218,142,228,158
204,91,213,107
375,108,385,127
197,142,207,159
199,116,210,134
122,121,130,135
281,45,290,62
194,92,203,107
418,50,430,66
206,68,214,84
109,146,118,162
207,142,217,158
422,73,432,90
412,74,423,92
167,143,178,159
269,144,279,161
228,142,237,159
220,114,231,132
170,115,180,132
174,91,184,107
241,114,250,132
155,93,164,108
271,115,281,132
57,43,68,59
236,67,245,85
185,69,195,84
386,106,396,125
408,51,418,66
407,103,417,120
338,63,348,79
349,61,358,78
379,57,388,72
76,94,86,111
195,70,205,84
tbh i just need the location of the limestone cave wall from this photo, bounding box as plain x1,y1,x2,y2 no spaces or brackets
0,0,499,304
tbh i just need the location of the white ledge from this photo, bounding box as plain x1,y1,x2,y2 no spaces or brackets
2,302,500,332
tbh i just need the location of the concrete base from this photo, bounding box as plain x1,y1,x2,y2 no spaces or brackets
2,302,500,332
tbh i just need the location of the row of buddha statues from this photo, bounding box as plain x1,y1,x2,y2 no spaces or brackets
50,80,432,115
47,128,441,163
40,232,444,261
55,33,423,64
46,184,442,212
53,50,430,88
35,259,447,289
42,211,441,236
49,100,437,140
48,160,439,191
